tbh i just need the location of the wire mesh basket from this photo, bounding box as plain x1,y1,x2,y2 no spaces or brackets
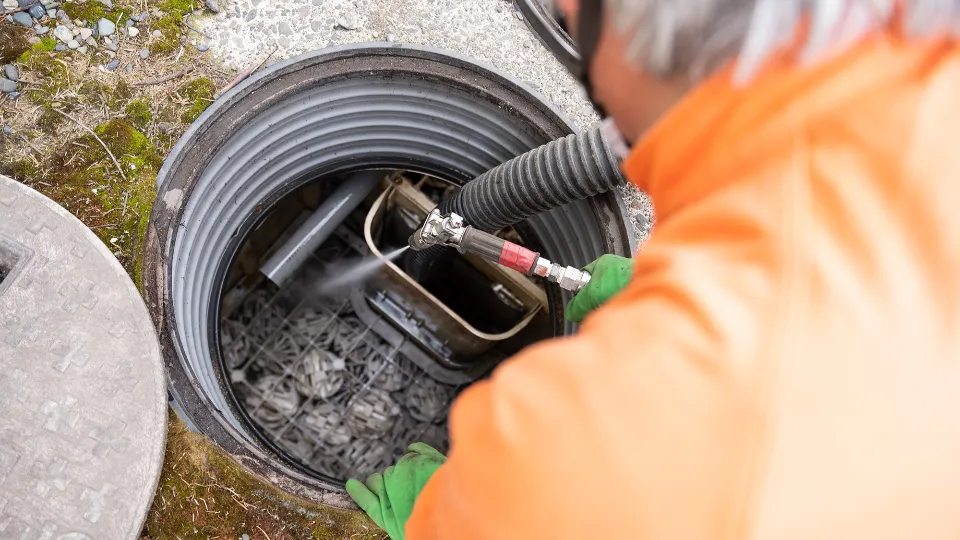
223,231,457,481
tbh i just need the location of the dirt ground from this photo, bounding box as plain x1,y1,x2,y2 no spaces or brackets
1,2,381,538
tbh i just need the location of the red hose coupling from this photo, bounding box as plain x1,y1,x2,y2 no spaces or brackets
498,241,539,274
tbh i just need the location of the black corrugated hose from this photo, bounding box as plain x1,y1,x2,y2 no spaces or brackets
406,122,627,280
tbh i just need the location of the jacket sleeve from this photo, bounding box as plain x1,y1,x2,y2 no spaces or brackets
405,249,766,540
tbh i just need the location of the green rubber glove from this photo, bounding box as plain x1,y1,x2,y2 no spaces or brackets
345,442,446,540
565,254,634,323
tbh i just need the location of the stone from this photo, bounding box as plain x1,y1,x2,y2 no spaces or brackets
12,11,33,26
66,38,79,49
151,29,161,37
26,35,40,43
297,4,309,17
16,0,30,7
28,4,45,18
7,91,19,98
34,24,49,34
244,8,256,21
105,41,117,51
138,48,149,59
2,124,10,135
277,20,292,35
196,42,209,52
310,20,322,31
126,25,138,37
157,121,173,134
79,27,92,39
96,17,114,36
95,0,111,8
77,45,87,53
204,0,219,12
386,33,395,42
54,43,66,51
53,23,70,41
277,35,289,47
1,0,16,9
2,64,17,82
337,14,360,30
106,58,119,70
124,18,131,26
45,8,56,18
125,63,133,72
85,36,95,46
0,77,16,93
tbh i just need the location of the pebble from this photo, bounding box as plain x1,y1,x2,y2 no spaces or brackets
66,38,79,49
309,20,322,31
277,21,292,35
277,35,289,47
196,42,209,52
297,4,308,17
26,35,39,43
241,534,250,540
125,63,133,72
77,45,87,53
337,14,360,30
85,36,95,46
0,78,17,93
105,41,117,51
35,24,49,34
95,0,111,7
124,18,132,26
79,27,92,39
386,32,395,42
7,91,19,98
16,0,30,7
96,17,114,36
204,0,219,13
151,29,161,37
46,8,56,17
2,124,10,136
157,121,173,134
2,64,17,82
127,26,138,37
53,24,70,41
244,8,256,21
54,43,66,51
139,48,149,59
105,58,119,70
12,11,33,26
28,4,45,18
1,0,16,9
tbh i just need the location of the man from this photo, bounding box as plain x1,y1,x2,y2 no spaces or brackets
348,0,960,538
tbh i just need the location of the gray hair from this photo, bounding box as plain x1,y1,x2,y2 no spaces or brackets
606,0,960,83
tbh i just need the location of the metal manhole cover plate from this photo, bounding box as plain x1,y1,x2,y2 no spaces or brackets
0,176,166,539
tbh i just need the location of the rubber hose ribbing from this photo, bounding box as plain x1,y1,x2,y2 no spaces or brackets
438,125,625,232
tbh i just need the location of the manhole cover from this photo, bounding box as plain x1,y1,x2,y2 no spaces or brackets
0,176,166,539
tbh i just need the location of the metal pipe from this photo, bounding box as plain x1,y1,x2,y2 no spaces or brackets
260,170,383,286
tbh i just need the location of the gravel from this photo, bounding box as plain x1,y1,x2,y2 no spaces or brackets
106,58,120,70
205,0,220,12
12,11,33,26
125,63,134,72
53,24,71,42
0,77,17,93
127,26,138,36
196,0,653,242
66,38,79,49
77,45,87,53
97,17,115,36
1,0,16,9
54,43,66,51
35,24,49,34
2,124,11,135
3,64,19,82
28,3,45,18
139,48,149,59
79,27,92,39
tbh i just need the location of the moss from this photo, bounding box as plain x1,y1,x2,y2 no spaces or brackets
124,99,153,130
61,0,107,22
93,118,162,170
0,26,31,64
149,13,185,55
161,0,196,16
0,158,39,181
36,107,64,134
19,45,71,96
177,77,216,123
142,410,387,539
78,79,112,106
16,37,57,64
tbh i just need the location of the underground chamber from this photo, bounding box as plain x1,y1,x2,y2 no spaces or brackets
144,44,635,497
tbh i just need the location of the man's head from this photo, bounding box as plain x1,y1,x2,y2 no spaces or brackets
557,0,958,143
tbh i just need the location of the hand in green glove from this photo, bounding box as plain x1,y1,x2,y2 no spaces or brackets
345,442,446,540
565,254,634,323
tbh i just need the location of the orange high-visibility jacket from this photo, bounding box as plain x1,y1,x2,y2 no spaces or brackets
408,33,960,539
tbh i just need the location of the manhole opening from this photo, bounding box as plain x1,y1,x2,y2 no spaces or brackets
219,170,551,482
0,238,25,288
